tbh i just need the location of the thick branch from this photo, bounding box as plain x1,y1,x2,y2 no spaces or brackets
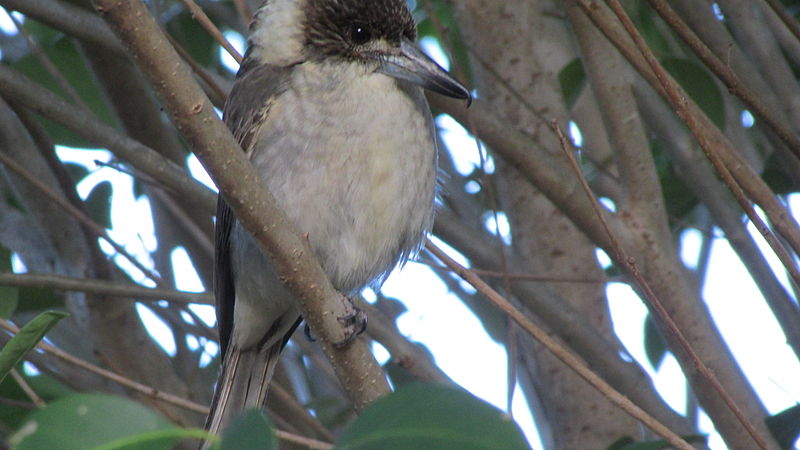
0,65,216,214
0,0,124,56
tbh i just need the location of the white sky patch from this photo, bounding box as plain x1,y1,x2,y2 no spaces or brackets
11,253,26,273
482,211,511,245
437,114,493,175
420,36,449,71
56,146,158,284
740,110,755,128
172,247,217,328
679,228,703,270
188,153,218,192
704,236,800,414
136,303,176,356
171,247,205,293
0,8,19,35
568,121,583,148
221,30,245,73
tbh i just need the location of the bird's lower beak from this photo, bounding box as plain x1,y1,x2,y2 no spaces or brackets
379,38,471,106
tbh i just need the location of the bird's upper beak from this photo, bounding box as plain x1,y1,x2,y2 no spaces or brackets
378,38,471,106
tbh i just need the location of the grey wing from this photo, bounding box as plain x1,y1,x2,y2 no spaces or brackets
214,54,295,356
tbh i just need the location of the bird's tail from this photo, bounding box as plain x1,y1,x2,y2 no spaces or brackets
202,341,282,444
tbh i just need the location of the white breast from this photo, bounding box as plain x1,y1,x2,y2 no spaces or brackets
248,60,438,294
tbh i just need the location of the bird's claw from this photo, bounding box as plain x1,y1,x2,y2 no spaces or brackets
333,304,367,349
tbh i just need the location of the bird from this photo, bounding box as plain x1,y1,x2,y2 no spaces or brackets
205,0,471,437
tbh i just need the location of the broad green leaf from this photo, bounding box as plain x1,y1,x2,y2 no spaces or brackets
0,370,73,429
0,287,19,319
92,427,213,450
84,181,114,229
336,384,529,450
651,138,698,221
220,409,277,450
643,313,668,369
16,286,65,312
558,59,586,109
63,162,90,185
10,37,119,148
766,404,800,449
0,311,68,384
0,245,18,318
661,57,725,130
635,2,671,57
303,396,353,429
166,12,216,68
11,393,173,450
762,151,800,195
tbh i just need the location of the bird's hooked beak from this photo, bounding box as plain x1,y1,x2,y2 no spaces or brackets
378,38,472,106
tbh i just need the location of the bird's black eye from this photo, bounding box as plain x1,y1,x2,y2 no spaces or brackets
350,26,371,45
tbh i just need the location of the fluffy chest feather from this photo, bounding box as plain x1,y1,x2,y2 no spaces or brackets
246,61,437,293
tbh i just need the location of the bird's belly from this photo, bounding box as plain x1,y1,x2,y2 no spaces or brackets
250,70,437,294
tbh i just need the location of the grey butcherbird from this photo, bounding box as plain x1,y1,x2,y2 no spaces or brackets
205,0,470,436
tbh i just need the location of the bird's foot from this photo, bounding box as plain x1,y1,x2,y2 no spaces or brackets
333,297,367,348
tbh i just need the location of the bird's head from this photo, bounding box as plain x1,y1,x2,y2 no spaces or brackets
249,0,471,103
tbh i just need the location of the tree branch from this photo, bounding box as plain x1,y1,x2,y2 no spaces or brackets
0,65,216,214
0,273,213,304
425,241,694,450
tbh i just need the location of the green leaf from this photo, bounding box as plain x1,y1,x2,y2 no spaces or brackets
16,286,65,312
635,2,671,57
63,162,90,185
0,245,18,318
166,13,216,68
766,404,800,449
220,409,277,450
92,427,213,450
558,59,586,109
10,36,120,148
0,370,73,429
661,57,725,130
11,393,173,450
643,313,668,369
336,384,530,450
84,180,113,229
0,311,68,384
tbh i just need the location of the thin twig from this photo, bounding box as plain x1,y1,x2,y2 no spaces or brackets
572,0,800,270
275,430,332,450
10,368,45,408
762,0,800,45
0,152,164,286
0,318,208,414
9,14,90,112
0,65,217,213
425,240,693,450
2,320,330,448
178,0,242,63
552,111,766,450
425,262,605,283
0,272,213,304
647,0,800,160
